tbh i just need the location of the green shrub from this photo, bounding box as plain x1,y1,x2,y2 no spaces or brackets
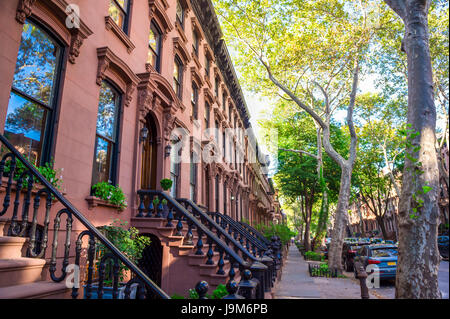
255,222,297,245
304,251,324,261
92,181,127,210
3,158,63,190
186,284,228,299
97,219,151,285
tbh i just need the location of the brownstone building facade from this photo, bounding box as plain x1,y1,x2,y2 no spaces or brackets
0,0,281,297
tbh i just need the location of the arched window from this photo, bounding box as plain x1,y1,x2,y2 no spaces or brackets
4,20,63,166
92,81,121,186
148,21,162,72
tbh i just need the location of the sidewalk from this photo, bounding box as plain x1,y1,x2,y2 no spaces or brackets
273,244,380,299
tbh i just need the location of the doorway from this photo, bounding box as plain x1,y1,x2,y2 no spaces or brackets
138,234,163,299
140,114,158,190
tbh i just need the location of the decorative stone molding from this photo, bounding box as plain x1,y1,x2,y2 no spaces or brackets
16,0,37,24
96,47,140,106
191,66,204,88
148,0,173,35
104,16,135,53
15,0,93,64
173,37,191,64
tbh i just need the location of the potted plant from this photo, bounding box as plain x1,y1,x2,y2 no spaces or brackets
160,178,173,206
85,219,151,299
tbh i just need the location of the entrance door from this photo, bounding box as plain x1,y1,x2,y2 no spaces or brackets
141,115,158,190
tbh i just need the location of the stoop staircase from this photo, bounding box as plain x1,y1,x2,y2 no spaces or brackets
0,134,169,299
131,193,279,298
0,133,280,299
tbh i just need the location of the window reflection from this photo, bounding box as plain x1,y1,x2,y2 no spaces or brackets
4,20,61,165
92,82,120,186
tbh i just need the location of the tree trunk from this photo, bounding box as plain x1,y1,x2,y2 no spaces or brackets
376,215,389,240
327,165,353,273
303,219,311,252
385,0,441,299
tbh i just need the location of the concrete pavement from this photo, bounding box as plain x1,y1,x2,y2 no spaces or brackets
274,244,378,299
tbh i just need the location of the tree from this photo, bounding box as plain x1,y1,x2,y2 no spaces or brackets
215,0,384,272
383,0,442,299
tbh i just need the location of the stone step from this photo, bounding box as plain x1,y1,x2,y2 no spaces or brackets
0,236,28,259
0,280,70,299
0,257,46,288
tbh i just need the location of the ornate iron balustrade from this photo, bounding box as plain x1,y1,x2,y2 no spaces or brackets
177,199,265,263
0,134,169,299
210,211,269,257
136,190,252,286
207,211,278,292
239,221,271,246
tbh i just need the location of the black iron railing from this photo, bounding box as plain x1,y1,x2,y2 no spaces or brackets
177,199,272,297
0,134,169,299
239,221,271,246
136,190,251,285
210,211,269,257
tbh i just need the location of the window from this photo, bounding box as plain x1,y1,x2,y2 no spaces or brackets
92,81,121,186
148,21,162,72
108,0,130,33
215,121,219,144
215,77,219,97
191,82,198,120
193,31,199,57
190,152,197,201
222,93,227,111
4,20,63,166
173,55,183,98
222,132,226,159
176,0,184,28
215,175,219,212
170,138,181,198
205,102,210,129
205,56,210,76
223,182,227,214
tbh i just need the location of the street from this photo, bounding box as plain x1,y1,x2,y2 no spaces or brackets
347,260,449,299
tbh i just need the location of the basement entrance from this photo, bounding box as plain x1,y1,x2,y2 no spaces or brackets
138,233,163,299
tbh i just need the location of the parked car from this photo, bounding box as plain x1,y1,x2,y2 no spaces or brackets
342,241,371,272
344,237,359,244
355,244,398,280
438,236,449,260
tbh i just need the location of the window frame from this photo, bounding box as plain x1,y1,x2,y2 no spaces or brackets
176,0,184,28
173,55,184,99
148,20,163,73
191,82,198,120
91,80,123,187
5,18,65,166
109,0,131,34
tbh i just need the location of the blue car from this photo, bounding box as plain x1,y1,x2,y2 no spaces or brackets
355,244,398,280
438,236,449,259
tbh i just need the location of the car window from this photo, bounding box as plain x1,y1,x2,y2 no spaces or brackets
371,248,398,257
